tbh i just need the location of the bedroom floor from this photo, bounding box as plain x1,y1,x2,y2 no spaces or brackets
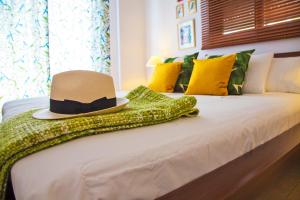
229,145,300,200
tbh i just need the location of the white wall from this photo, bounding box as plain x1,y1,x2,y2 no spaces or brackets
145,0,300,59
114,0,147,90
110,0,121,89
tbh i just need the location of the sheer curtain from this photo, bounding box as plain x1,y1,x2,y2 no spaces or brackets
0,0,110,112
48,0,110,76
0,0,50,103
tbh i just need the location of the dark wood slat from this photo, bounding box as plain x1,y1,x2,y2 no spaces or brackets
274,51,300,58
203,33,300,50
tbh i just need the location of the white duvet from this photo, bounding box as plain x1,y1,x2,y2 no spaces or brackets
3,92,300,200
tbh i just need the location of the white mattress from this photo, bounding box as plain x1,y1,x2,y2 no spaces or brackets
3,92,300,200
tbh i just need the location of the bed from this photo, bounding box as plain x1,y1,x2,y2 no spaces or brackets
3,52,300,200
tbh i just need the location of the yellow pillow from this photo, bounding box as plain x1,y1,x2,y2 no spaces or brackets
149,62,182,92
185,54,236,96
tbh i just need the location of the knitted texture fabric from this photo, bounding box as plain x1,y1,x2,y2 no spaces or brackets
0,86,199,200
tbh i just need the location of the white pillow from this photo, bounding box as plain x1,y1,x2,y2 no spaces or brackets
267,57,300,93
243,53,274,93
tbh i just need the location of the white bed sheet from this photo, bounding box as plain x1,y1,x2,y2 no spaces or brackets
3,92,300,200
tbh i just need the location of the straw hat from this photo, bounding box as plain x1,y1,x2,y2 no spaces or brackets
33,70,129,120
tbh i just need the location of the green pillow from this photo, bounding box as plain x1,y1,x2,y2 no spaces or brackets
164,52,199,93
208,49,255,95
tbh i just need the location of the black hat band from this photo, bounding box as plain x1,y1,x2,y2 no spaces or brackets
50,97,117,114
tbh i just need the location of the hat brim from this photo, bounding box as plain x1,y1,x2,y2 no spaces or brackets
32,98,129,120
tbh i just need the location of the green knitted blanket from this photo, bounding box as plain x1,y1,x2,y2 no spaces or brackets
0,86,198,200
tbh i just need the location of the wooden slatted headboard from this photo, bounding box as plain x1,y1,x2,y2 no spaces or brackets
274,51,300,58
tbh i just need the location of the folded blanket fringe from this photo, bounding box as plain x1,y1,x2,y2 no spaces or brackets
0,86,198,200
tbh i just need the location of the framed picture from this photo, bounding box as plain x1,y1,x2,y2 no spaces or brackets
176,4,184,19
178,19,196,49
188,0,197,14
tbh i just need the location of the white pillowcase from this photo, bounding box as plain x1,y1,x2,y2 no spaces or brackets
267,56,300,93
243,53,274,93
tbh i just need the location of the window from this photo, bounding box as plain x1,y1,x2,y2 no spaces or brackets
201,0,300,49
49,0,109,76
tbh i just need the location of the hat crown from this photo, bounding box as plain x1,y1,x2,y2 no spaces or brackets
50,70,116,103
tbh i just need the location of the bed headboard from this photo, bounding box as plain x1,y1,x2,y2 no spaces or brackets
274,51,300,58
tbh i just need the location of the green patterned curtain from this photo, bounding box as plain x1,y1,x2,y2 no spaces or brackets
0,0,50,103
92,0,111,73
0,0,110,111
